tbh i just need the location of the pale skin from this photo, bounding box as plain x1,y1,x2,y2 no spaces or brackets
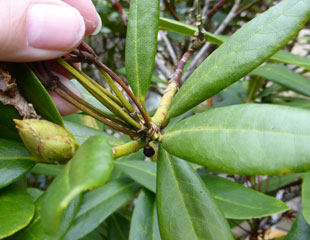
0,0,102,115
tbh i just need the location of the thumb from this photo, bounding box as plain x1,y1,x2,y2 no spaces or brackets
0,0,86,62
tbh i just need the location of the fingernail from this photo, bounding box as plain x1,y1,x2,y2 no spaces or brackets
27,4,85,50
91,13,102,35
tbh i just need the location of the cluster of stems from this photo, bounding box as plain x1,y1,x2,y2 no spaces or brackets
30,39,202,158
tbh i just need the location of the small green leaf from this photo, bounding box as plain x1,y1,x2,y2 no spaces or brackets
0,159,35,189
107,213,130,240
0,103,21,141
31,163,64,176
125,0,160,102
41,135,113,236
302,172,310,224
251,64,310,97
162,104,310,175
115,160,156,192
272,50,310,70
0,180,35,239
27,188,44,202
64,120,123,146
8,63,63,126
0,138,35,162
279,100,310,110
10,194,81,240
167,0,310,118
64,178,140,240
157,147,233,240
129,189,159,240
285,212,310,240
202,175,289,219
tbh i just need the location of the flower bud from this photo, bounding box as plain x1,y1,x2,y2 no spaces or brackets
14,119,79,163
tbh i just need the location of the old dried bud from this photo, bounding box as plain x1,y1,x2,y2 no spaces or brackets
14,119,79,163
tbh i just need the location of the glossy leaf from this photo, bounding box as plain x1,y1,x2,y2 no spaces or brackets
64,178,140,240
159,18,310,71
115,160,156,192
11,194,81,240
8,63,63,126
202,175,289,219
251,64,310,97
129,189,159,240
167,0,310,118
272,50,310,70
157,147,233,240
107,212,130,240
64,120,123,146
125,0,160,102
0,103,21,141
0,159,35,189
285,212,310,240
0,180,35,239
41,135,113,236
302,172,310,224
31,163,64,176
163,104,310,175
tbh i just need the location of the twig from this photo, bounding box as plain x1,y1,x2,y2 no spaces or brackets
235,0,260,16
164,0,180,21
160,31,177,66
182,0,241,81
113,140,146,158
201,0,211,19
55,88,139,138
108,0,128,25
152,41,203,127
206,0,227,19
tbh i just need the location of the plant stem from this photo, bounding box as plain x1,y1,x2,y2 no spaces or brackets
57,58,141,130
113,140,146,159
152,41,203,127
55,88,140,138
94,60,152,129
164,0,180,21
97,67,134,113
57,81,131,128
206,0,227,18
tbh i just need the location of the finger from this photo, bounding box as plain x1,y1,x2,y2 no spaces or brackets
62,0,102,35
0,0,85,62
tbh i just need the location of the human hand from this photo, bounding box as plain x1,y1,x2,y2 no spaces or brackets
0,0,102,115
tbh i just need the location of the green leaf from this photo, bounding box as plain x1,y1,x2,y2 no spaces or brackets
159,17,226,45
64,120,123,146
0,103,21,141
27,188,44,202
107,212,130,240
278,100,310,110
163,104,310,175
8,63,63,126
157,147,233,240
285,212,310,240
0,159,35,189
31,163,64,176
115,160,156,193
272,50,310,70
64,178,140,240
125,0,160,102
251,64,310,97
167,0,310,118
41,135,113,236
129,189,159,240
302,172,310,224
159,18,310,70
202,175,289,219
0,180,35,239
0,138,35,161
10,194,81,240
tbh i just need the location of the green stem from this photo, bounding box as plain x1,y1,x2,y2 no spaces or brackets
113,140,146,159
246,76,264,103
97,67,134,113
57,58,141,130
